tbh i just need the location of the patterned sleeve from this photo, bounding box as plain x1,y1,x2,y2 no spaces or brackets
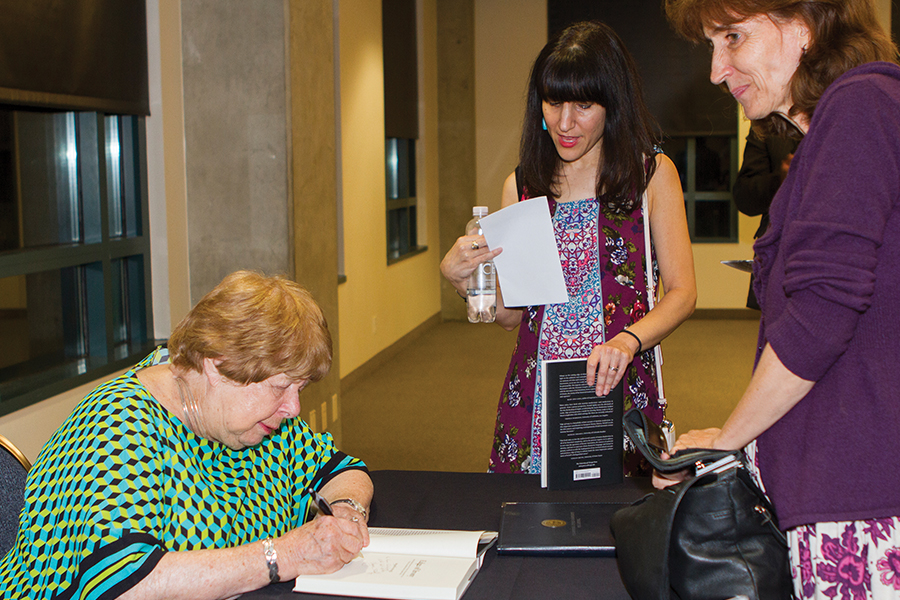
288,424,368,522
2,352,172,600
51,534,165,600
308,449,368,489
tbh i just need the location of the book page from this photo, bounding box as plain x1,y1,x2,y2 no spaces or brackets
367,528,496,559
293,552,480,600
294,528,497,599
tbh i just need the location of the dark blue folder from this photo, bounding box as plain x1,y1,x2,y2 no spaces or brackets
497,501,630,556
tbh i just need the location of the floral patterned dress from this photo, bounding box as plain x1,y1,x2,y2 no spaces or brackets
489,193,663,475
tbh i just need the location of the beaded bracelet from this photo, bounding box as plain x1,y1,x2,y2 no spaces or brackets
262,537,280,583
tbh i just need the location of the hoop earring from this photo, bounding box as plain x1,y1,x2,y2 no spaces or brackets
542,118,548,131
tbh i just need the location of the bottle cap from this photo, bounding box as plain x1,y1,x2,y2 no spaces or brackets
472,206,488,218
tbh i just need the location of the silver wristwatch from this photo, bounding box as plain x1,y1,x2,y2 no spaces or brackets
331,498,368,521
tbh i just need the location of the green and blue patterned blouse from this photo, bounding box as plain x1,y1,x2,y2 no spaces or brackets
0,348,366,599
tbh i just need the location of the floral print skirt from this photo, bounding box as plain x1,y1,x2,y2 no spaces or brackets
746,442,900,598
790,518,900,599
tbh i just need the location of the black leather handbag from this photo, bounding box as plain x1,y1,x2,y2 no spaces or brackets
610,409,793,600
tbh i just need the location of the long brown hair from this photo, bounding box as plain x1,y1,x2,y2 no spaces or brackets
665,0,898,137
519,21,659,210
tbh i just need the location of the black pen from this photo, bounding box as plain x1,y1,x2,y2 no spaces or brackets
307,486,334,516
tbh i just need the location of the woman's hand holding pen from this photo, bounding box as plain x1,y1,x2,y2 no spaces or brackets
277,514,369,577
276,487,370,576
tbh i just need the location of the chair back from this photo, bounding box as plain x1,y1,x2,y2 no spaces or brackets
0,434,30,557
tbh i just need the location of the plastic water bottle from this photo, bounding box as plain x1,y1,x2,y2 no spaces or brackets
466,206,496,323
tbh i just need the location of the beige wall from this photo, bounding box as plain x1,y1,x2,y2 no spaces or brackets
153,0,191,336
876,0,891,33
692,213,758,309
336,0,442,378
474,1,546,211
436,0,476,320
0,276,25,309
288,0,342,439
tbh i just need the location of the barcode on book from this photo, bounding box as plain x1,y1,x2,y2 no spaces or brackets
573,467,602,481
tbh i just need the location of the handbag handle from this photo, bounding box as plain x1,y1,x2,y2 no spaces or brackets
623,408,741,474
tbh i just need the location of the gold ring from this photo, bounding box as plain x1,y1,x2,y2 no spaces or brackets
471,241,479,250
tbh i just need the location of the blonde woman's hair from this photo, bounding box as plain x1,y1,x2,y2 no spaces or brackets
168,271,332,384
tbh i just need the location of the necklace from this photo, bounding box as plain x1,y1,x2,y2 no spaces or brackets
175,375,208,438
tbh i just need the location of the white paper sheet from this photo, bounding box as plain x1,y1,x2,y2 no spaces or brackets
479,197,568,307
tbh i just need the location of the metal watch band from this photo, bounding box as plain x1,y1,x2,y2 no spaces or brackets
262,537,280,583
331,498,368,520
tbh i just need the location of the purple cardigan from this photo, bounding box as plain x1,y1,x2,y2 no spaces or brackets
753,62,900,530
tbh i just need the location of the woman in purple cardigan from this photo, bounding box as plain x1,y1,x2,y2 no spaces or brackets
662,0,900,597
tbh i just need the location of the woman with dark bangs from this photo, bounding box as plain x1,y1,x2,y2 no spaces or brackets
441,21,696,475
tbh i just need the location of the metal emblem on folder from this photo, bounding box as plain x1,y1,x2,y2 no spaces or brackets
541,519,566,528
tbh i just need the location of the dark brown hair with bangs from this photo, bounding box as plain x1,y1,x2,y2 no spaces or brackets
519,21,659,210
168,271,332,384
665,0,898,137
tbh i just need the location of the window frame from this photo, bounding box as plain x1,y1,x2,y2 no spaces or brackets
669,134,740,243
385,136,424,263
382,0,425,265
0,110,155,417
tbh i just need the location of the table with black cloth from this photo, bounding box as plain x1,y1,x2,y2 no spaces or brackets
241,470,652,600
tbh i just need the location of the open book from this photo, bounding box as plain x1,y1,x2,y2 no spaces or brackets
293,527,498,600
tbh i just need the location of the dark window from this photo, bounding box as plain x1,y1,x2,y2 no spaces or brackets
385,137,418,261
0,108,154,416
383,0,424,263
547,0,737,137
667,135,738,242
